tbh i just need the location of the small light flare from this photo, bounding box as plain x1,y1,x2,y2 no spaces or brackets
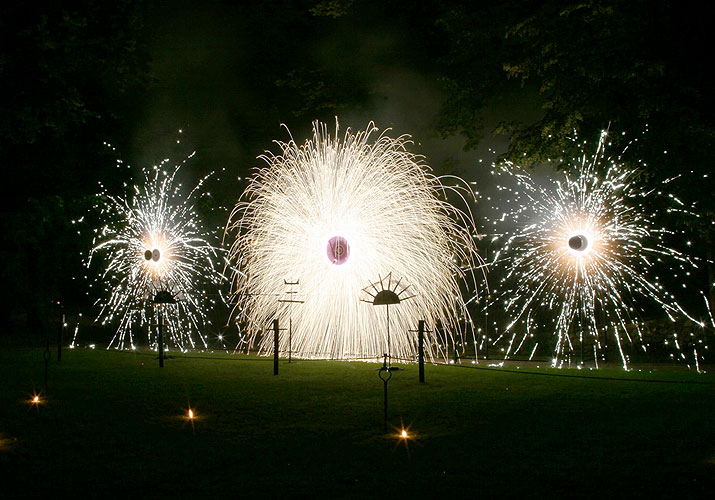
188,409,194,419
390,420,418,452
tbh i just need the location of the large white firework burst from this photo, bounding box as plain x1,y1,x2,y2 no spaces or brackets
486,130,706,369
88,152,224,350
226,120,481,361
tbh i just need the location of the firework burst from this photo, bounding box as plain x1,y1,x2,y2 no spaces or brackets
486,130,706,369
88,151,224,350
226,120,481,361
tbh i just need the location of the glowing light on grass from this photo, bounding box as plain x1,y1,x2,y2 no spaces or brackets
0,433,17,452
88,150,224,351
486,130,705,369
391,420,417,451
226,120,482,361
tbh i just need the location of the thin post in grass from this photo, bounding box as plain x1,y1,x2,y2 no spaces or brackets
57,313,64,362
273,319,279,375
158,310,165,368
418,320,425,383
43,333,51,397
278,280,303,363
579,309,585,365
153,291,175,368
378,354,392,431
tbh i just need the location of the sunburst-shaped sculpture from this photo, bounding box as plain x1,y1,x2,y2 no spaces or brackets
362,273,415,363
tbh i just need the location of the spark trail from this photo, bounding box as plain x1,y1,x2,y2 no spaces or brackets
485,130,706,369
226,120,482,361
88,151,224,350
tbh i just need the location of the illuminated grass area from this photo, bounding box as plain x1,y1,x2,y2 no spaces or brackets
1,348,714,498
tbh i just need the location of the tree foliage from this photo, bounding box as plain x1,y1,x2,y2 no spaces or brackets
499,1,713,167
436,0,715,307
0,1,151,337
310,0,715,309
1,1,149,201
438,1,714,185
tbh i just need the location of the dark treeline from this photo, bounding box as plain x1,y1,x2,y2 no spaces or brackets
2,0,712,340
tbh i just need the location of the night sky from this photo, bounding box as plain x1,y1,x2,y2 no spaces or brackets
2,6,714,497
1,0,713,334
129,1,537,191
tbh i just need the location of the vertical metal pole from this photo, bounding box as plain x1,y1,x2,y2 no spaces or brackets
383,377,388,430
382,354,389,431
580,310,585,364
418,320,425,383
386,304,391,365
57,313,64,362
484,302,489,360
43,335,51,396
158,309,164,368
378,354,392,431
600,306,608,363
288,317,292,363
273,319,279,375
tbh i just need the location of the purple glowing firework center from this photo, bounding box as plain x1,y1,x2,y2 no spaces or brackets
327,236,350,265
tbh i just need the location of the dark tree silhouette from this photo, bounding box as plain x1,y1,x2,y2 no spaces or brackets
0,1,150,339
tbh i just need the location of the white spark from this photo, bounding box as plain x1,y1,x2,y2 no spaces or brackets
88,154,224,350
226,120,482,361
486,131,704,369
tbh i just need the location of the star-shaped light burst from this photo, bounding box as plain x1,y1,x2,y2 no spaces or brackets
88,152,224,351
226,120,482,361
486,130,704,369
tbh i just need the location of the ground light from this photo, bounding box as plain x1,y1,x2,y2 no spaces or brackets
0,434,16,451
180,405,200,433
391,421,418,453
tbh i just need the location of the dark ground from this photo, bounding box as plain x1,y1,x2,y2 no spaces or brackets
1,347,713,499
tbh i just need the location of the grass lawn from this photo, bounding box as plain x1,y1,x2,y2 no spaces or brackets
1,347,714,499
